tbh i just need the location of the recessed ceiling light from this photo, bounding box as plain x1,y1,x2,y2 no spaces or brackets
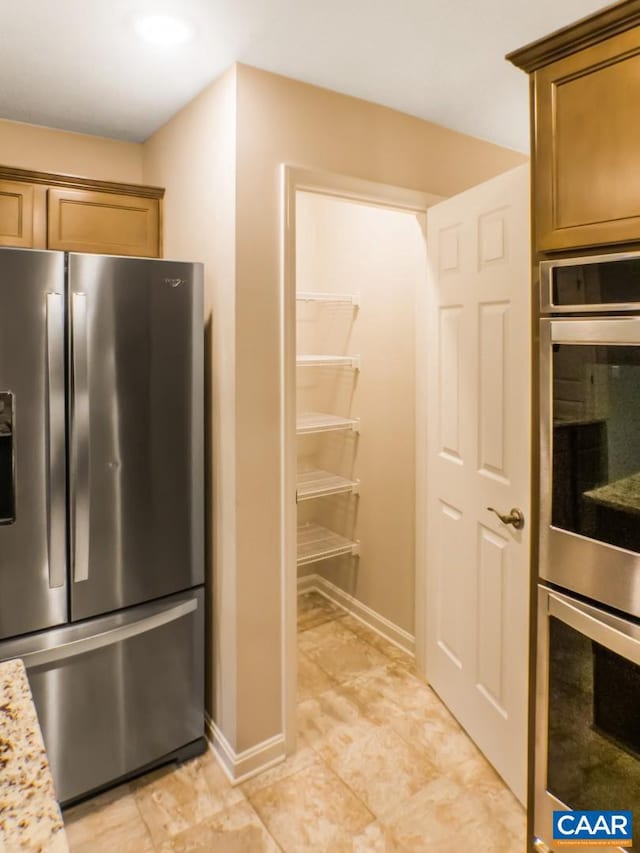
134,14,192,46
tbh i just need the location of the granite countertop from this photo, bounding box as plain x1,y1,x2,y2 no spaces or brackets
583,472,640,515
0,659,68,852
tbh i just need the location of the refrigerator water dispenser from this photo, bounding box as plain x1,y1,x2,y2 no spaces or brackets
0,392,14,524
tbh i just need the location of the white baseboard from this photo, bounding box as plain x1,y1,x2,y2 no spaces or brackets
205,713,286,785
298,573,415,657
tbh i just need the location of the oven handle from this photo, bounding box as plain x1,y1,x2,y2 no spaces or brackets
550,316,640,345
548,590,640,666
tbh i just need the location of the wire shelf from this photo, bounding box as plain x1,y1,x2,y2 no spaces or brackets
296,412,359,435
297,291,360,307
297,522,359,566
296,469,359,501
296,354,360,369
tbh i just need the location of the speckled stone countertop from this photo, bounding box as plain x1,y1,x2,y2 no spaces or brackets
0,659,68,852
584,472,640,515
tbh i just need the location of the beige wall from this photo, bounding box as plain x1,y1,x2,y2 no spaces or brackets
296,192,426,634
142,68,238,744
0,118,143,183
141,62,527,762
232,64,527,753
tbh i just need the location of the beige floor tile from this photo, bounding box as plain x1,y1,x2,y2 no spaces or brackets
382,773,522,852
484,785,527,842
343,660,483,776
297,683,379,754
297,650,337,702
298,619,391,683
350,821,403,852
240,746,318,798
357,662,451,716
250,761,373,852
197,748,246,813
64,782,153,853
133,756,240,846
326,820,403,853
391,703,483,773
451,754,526,842
452,752,512,797
332,667,402,725
160,800,278,852
318,723,440,819
336,662,447,727
339,614,417,670
380,774,465,850
297,591,345,632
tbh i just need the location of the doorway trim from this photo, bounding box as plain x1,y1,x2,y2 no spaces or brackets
280,165,442,752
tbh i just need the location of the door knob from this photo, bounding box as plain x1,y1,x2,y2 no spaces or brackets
487,506,525,530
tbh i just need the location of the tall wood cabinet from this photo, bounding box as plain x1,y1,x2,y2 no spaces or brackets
508,5,640,850
508,1,640,254
0,166,163,257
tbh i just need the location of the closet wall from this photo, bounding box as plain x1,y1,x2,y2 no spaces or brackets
144,61,527,765
296,191,426,635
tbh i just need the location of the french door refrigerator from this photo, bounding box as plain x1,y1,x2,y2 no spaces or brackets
0,248,205,805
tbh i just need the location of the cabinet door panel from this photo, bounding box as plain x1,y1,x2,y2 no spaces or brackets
0,180,34,247
47,188,160,257
535,26,640,251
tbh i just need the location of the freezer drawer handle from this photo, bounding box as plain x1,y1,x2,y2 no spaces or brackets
46,294,66,588
19,597,198,668
71,292,90,583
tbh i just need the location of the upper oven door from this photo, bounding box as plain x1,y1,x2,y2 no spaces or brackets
541,250,640,314
540,317,640,617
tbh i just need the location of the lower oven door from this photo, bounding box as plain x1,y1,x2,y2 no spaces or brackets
0,587,204,804
536,585,640,852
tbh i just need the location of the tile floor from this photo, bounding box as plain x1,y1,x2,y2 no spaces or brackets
63,592,526,851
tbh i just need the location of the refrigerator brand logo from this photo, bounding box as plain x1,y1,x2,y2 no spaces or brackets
553,811,633,846
164,278,186,288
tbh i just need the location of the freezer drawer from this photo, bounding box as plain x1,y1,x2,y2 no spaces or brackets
0,587,204,804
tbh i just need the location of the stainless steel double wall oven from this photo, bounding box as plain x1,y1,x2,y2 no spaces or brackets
536,252,640,852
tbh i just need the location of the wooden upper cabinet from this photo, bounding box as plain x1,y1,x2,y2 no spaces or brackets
48,188,160,257
508,2,640,253
0,166,164,257
535,27,640,251
0,180,34,248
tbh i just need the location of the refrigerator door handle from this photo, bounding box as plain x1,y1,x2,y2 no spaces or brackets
20,597,198,668
71,292,90,583
46,294,66,588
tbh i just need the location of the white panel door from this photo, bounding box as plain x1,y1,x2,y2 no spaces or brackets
425,164,530,802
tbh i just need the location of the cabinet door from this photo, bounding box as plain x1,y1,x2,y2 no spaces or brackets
535,26,640,252
0,180,34,247
47,187,160,257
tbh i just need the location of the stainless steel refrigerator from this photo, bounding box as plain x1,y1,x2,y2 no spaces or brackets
0,248,205,805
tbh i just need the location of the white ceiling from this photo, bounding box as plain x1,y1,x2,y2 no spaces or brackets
0,0,609,151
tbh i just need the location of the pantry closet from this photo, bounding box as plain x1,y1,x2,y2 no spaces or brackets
293,189,427,650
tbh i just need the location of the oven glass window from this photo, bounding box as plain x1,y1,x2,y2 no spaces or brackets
548,616,640,843
553,259,640,307
552,344,640,552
